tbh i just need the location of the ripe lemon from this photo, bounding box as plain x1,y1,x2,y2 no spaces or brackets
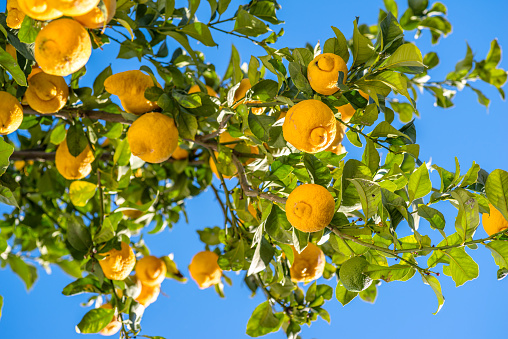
47,0,99,16
104,70,159,114
0,91,23,135
98,241,136,281
339,256,372,292
73,0,116,29
286,184,335,233
337,90,369,122
188,84,218,97
6,0,26,29
189,251,222,289
135,256,167,287
17,0,63,20
290,242,326,283
27,65,43,80
135,281,160,307
482,204,508,236
127,112,179,163
25,73,68,114
171,145,189,160
325,121,347,155
98,303,121,336
55,138,94,180
282,99,337,153
307,53,348,95
232,78,265,115
34,18,91,76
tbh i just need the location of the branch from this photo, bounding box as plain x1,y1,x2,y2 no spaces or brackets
23,106,132,125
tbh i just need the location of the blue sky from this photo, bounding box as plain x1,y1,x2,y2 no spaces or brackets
1,0,507,338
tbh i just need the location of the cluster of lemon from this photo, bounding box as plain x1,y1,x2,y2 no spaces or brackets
95,242,222,335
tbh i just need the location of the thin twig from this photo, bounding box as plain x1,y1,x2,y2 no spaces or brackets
23,106,131,124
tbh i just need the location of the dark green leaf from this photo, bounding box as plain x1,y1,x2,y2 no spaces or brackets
265,205,292,244
246,301,284,337
67,216,92,253
176,111,198,140
180,23,217,47
0,138,14,176
66,124,88,157
352,19,375,66
76,308,115,334
234,9,270,37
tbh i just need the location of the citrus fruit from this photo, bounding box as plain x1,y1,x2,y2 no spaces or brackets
17,0,63,21
127,112,179,163
325,121,347,155
98,303,121,336
307,53,348,95
232,78,265,115
25,73,68,113
188,84,218,97
135,255,167,287
290,242,326,283
73,0,116,29
34,18,91,76
135,282,160,307
336,90,369,122
282,99,336,153
98,241,136,281
55,138,94,180
47,0,99,16
286,183,335,233
104,70,159,114
189,251,222,289
483,204,508,236
6,0,26,29
171,145,189,160
339,256,372,292
0,91,23,135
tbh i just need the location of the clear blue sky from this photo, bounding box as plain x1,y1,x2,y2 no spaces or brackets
1,1,507,338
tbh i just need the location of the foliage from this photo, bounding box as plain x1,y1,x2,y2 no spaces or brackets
0,0,507,338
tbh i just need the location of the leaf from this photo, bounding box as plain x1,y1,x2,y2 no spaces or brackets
380,43,425,74
62,276,104,296
348,178,382,219
67,216,92,253
69,181,97,207
66,124,88,157
18,16,39,44
0,138,14,176
218,0,231,15
234,9,270,37
250,79,278,101
50,124,67,145
366,264,412,282
247,237,274,276
417,205,445,230
441,247,479,287
246,301,284,337
0,46,27,86
93,66,112,95
177,111,198,140
8,255,38,290
460,162,480,187
446,43,473,80
362,139,380,174
485,39,502,70
408,163,431,202
248,114,274,142
180,22,217,47
173,91,202,108
371,71,414,106
288,62,312,95
76,308,115,334
303,154,332,186
485,241,508,269
0,186,19,208
335,281,358,306
451,188,479,241
485,169,508,221
113,138,131,166
421,274,445,315
370,121,412,141
265,205,292,244
352,19,375,66
0,295,3,320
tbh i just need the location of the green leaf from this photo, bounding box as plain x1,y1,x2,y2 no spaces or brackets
0,295,3,320
246,301,284,337
248,113,274,142
380,43,425,74
67,216,92,253
94,221,116,245
173,91,202,108
265,205,292,244
408,0,428,14
76,308,115,334
177,111,198,140
288,62,312,95
69,181,97,207
362,139,380,174
408,163,431,202
485,169,508,221
371,71,414,106
0,186,19,208
442,247,479,287
370,121,412,141
303,154,332,186
350,103,378,126
383,0,398,17
234,9,270,37
352,19,375,66
421,274,445,315
379,11,404,54
366,264,412,282
0,138,14,176
66,124,88,157
423,52,440,70
359,283,377,303
18,16,39,44
249,1,283,25
247,237,274,276
62,276,104,296
8,255,38,290
417,205,445,230
0,46,26,86
50,124,67,145
460,161,480,187
180,22,217,47
446,43,473,80
349,178,381,219
485,241,508,269
335,281,358,306
250,79,278,101
217,0,231,15
292,47,314,68
485,39,502,70
93,66,112,95
163,31,198,65
113,138,131,166
451,189,479,241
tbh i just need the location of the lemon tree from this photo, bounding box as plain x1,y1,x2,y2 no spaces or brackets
0,0,507,338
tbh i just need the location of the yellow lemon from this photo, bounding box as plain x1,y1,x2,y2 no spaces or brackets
135,282,160,307
286,184,335,233
188,84,218,97
34,18,91,76
17,0,63,21
189,251,222,289
307,53,348,95
483,204,508,236
127,112,179,163
135,256,167,287
25,72,68,113
232,78,265,114
171,145,189,160
0,91,23,135
98,241,136,281
47,0,99,16
6,0,26,29
73,0,116,29
325,121,347,155
55,138,95,180
98,303,121,336
290,242,326,283
209,152,235,180
282,99,336,153
337,90,369,122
